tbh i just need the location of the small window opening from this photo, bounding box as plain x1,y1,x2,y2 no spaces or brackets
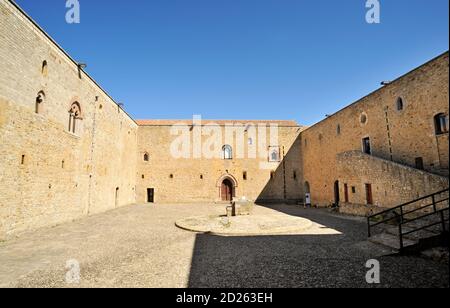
396,97,404,111
362,137,372,155
42,60,48,76
35,91,45,114
435,113,449,135
360,113,368,125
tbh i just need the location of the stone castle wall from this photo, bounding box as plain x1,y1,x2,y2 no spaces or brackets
136,121,304,204
1,0,449,240
336,151,449,216
0,0,137,239
300,52,449,208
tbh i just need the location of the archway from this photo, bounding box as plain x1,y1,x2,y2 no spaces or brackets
304,181,311,206
221,179,234,202
334,181,340,206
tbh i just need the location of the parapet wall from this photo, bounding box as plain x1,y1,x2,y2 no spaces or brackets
337,151,449,216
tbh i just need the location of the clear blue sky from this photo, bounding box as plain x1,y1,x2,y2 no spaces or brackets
15,0,449,125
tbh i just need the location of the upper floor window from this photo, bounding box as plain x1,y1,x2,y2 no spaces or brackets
42,60,48,76
362,137,372,155
269,146,281,162
144,152,150,162
35,91,45,114
360,112,368,125
396,97,404,111
434,113,449,135
68,102,82,134
222,145,233,160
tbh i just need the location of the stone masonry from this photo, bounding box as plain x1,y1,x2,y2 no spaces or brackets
0,0,448,239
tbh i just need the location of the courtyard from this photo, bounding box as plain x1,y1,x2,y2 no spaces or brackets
0,203,448,288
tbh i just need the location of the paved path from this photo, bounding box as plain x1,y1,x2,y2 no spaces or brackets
0,203,448,288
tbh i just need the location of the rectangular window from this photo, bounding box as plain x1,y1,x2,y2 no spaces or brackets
243,171,247,180
435,114,449,135
365,184,373,205
362,137,372,155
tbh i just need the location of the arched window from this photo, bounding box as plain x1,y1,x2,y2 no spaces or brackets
434,113,449,135
42,60,48,76
396,97,404,111
35,91,45,114
269,146,280,162
222,145,233,160
68,102,82,134
144,152,150,162
271,150,279,161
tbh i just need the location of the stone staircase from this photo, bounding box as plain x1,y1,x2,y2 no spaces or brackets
368,189,449,254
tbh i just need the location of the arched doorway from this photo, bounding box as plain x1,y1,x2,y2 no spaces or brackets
304,181,311,206
304,181,311,194
221,179,234,202
334,181,340,206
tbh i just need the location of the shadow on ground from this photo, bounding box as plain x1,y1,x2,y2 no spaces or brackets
187,204,449,288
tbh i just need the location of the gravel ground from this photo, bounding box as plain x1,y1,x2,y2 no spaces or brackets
0,203,448,288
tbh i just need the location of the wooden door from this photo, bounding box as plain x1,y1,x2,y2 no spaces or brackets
344,184,349,203
221,180,233,201
334,181,340,205
365,184,373,205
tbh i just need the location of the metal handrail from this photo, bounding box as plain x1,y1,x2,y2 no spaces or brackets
367,188,449,252
368,188,449,219
402,214,449,237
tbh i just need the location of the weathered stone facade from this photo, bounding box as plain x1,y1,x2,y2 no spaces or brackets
337,151,449,216
136,120,304,204
0,0,138,239
300,52,449,210
0,0,448,239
